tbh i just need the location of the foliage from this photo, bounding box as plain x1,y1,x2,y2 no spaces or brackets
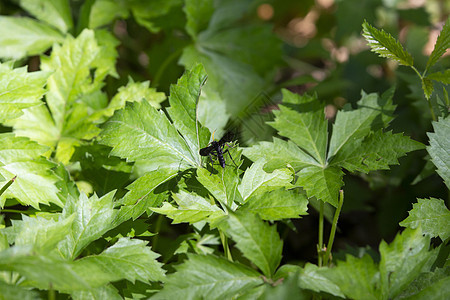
0,0,449,299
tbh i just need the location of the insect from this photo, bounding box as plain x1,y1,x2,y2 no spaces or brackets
199,131,238,173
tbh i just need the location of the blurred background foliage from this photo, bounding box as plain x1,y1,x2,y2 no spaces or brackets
0,0,448,264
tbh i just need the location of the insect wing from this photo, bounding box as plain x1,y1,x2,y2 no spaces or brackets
199,145,214,156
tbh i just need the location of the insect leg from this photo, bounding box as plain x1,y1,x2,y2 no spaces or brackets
222,149,238,167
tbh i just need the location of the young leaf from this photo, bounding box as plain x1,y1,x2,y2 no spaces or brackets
400,198,450,241
268,90,328,164
328,91,395,159
379,227,433,299
218,211,283,278
362,20,414,66
58,192,118,259
150,190,225,224
0,63,50,123
426,69,450,84
238,159,294,202
331,130,425,173
0,16,64,59
426,16,450,72
2,214,75,253
240,189,308,221
427,117,450,189
422,77,434,100
18,0,73,33
0,133,62,208
152,254,263,300
79,237,165,283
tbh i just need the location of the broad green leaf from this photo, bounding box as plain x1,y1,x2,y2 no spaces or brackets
297,263,345,298
398,267,450,300
88,0,129,29
19,0,73,33
80,237,165,283
296,166,344,207
0,133,62,208
0,63,50,123
113,168,178,225
2,214,74,253
100,100,195,169
0,16,64,59
218,211,282,278
103,79,166,117
0,281,40,300
151,190,225,224
259,273,309,300
71,285,122,300
426,69,450,84
166,64,210,162
379,227,433,299
197,165,242,208
362,20,414,66
58,192,118,259
331,130,425,173
239,159,294,202
152,254,262,300
426,16,450,71
328,91,395,159
240,189,308,221
184,0,214,38
320,254,380,299
400,198,450,241
243,138,319,172
129,0,183,33
427,117,450,189
268,90,328,164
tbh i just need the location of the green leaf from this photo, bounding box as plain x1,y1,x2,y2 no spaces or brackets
166,64,211,161
151,190,225,224
426,16,450,71
0,281,40,300
328,91,395,159
243,138,319,172
0,133,62,208
427,117,450,189
379,227,433,299
80,237,165,283
240,189,308,221
129,0,183,33
238,159,294,202
297,166,344,207
58,192,118,259
400,198,450,241
152,254,262,300
184,0,214,37
19,0,73,33
426,69,450,84
0,63,50,123
197,166,242,208
0,16,64,59
218,211,282,278
71,285,123,300
362,20,414,66
2,214,75,253
331,130,425,173
268,90,328,164
399,267,450,300
422,77,434,100
320,254,380,299
88,0,129,29
297,263,345,297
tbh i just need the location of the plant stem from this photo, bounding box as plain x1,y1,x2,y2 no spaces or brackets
0,176,16,197
324,190,344,266
152,47,184,88
318,201,324,267
152,214,164,250
219,230,233,262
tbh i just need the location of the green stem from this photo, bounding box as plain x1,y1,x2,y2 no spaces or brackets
0,176,16,197
152,214,164,251
427,98,437,122
219,230,233,262
152,47,185,88
318,201,324,267
48,283,55,300
324,190,344,266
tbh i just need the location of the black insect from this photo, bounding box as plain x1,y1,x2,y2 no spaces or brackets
199,131,237,172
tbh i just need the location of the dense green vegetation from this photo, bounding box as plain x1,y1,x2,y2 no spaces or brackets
0,0,449,299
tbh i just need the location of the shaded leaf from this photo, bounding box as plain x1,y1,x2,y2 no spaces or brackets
427,117,450,188
400,198,450,241
426,69,450,84
426,16,450,71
